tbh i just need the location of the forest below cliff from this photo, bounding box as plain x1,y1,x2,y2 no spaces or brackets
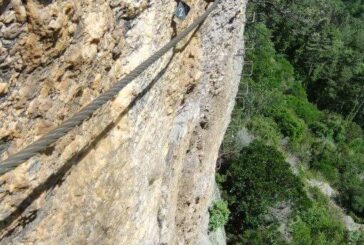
210,0,364,244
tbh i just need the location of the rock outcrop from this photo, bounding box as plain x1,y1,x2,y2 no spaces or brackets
0,0,247,244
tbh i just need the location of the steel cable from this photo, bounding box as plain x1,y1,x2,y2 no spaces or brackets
0,0,220,176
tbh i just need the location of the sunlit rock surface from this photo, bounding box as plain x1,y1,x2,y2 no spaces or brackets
0,0,247,244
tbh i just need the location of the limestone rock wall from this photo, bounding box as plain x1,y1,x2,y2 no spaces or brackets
0,0,247,244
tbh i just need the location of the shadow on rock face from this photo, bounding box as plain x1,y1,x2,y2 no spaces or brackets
36,0,54,6
0,0,11,15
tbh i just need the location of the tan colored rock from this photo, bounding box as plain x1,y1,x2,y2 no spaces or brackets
35,120,53,135
84,12,107,42
0,83,8,96
12,0,27,23
0,0,248,244
26,99,38,117
38,98,53,114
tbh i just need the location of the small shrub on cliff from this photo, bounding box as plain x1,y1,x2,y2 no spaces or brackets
208,200,230,231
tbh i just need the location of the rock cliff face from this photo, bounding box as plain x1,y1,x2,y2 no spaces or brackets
0,0,247,244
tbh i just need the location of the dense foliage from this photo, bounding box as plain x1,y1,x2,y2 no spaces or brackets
217,2,364,242
256,0,364,128
244,16,364,225
219,141,309,241
290,188,349,245
218,141,352,244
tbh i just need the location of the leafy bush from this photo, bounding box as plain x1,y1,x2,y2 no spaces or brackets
337,174,364,221
300,205,346,242
349,230,364,245
291,217,312,245
348,138,364,164
208,200,230,231
221,141,309,238
286,82,308,100
308,116,364,219
215,173,227,190
248,116,282,146
239,225,287,245
291,188,348,245
268,107,307,143
247,24,295,92
345,122,363,142
309,121,332,139
325,115,347,143
309,140,340,183
309,114,347,143
282,96,322,124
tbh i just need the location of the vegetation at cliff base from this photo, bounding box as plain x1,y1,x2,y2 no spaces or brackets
215,0,364,243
